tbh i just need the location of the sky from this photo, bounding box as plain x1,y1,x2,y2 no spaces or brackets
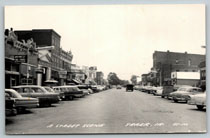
5,4,206,80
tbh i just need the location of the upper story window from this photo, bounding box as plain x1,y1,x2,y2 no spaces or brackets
188,59,191,66
175,59,179,64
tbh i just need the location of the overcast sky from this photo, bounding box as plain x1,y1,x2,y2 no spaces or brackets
5,5,206,80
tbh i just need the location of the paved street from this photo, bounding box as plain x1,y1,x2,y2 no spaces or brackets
6,88,206,134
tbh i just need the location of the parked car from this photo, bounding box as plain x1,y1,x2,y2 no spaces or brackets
188,91,206,110
88,88,94,94
5,93,17,116
90,85,98,93
153,87,163,96
44,86,65,100
170,86,203,103
97,85,104,91
53,86,84,99
5,89,39,112
13,85,60,107
144,86,154,94
77,85,90,95
126,84,134,92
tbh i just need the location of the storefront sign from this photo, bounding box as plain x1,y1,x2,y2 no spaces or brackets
14,55,27,63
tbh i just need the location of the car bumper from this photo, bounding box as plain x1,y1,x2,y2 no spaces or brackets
173,97,187,101
188,100,206,106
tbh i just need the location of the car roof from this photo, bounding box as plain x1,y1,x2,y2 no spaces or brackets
12,85,43,88
5,89,17,92
53,85,77,88
178,87,202,90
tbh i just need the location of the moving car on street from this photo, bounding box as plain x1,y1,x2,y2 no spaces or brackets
13,85,60,107
5,89,39,112
116,85,122,89
188,91,206,110
170,86,203,103
126,84,134,92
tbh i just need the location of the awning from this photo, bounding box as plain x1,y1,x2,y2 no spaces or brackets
68,79,82,85
5,70,20,75
45,79,58,84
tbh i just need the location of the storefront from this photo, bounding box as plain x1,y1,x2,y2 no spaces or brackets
5,58,20,88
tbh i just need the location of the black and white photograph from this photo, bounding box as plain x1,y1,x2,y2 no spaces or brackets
4,4,206,134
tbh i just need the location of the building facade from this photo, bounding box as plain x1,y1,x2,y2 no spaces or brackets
14,29,73,86
96,71,104,85
153,50,205,86
5,28,38,88
199,61,206,90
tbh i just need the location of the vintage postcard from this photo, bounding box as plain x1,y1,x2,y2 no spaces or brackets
4,5,206,134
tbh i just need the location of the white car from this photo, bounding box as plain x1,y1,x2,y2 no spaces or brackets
153,87,163,96
188,91,206,110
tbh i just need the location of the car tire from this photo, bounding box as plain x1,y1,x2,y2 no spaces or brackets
174,99,178,103
161,96,164,98
196,105,204,110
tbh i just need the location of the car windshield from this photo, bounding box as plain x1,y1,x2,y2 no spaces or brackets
72,87,80,91
157,87,163,90
6,90,22,98
31,87,46,93
44,87,54,92
187,88,203,92
78,86,87,89
178,87,188,91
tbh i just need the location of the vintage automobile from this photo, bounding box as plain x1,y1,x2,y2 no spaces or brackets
188,91,206,110
53,85,84,100
44,86,65,100
90,85,98,93
163,85,191,99
5,93,17,116
116,85,122,89
153,87,163,96
13,85,60,107
5,89,39,112
77,85,90,95
144,86,155,94
170,86,203,103
126,84,134,92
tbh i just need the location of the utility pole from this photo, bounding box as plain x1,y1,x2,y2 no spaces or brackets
26,47,29,85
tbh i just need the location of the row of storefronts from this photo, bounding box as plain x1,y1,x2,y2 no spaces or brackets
5,28,106,88
141,50,206,90
5,28,82,88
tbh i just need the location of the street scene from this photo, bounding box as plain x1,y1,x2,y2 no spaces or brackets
6,87,206,134
4,5,206,134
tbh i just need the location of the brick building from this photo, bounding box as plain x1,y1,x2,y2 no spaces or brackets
199,61,206,90
96,71,104,85
153,50,205,86
14,29,73,85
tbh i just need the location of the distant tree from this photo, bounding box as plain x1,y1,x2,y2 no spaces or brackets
120,80,129,86
107,72,121,85
130,75,137,85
